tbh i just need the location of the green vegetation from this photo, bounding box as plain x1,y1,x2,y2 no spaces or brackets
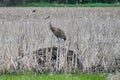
0,72,107,80
0,2,120,7
14,2,120,7
0,0,120,6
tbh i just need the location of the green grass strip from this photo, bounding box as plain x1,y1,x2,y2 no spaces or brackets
0,72,107,80
0,2,120,7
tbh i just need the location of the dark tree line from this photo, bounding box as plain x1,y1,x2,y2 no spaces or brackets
0,0,120,6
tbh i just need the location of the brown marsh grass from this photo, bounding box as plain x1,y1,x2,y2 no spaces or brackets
0,7,120,73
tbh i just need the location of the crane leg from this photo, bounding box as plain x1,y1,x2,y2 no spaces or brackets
58,38,60,43
56,38,60,71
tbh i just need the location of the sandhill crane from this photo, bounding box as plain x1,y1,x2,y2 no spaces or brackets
45,16,66,41
45,16,66,71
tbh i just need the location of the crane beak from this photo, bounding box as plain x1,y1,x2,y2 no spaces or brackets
45,16,50,20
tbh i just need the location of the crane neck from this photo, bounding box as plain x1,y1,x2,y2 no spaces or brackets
47,17,53,29
49,22,53,29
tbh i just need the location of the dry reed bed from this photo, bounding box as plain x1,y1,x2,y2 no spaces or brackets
0,7,120,73
107,73,120,80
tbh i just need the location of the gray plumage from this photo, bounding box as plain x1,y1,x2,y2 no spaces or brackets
50,22,66,41
45,16,66,41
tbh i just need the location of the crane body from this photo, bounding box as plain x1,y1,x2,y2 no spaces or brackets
45,16,66,41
